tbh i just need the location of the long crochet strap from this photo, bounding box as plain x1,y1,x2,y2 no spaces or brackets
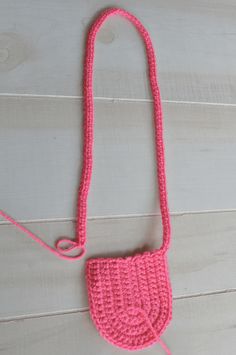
0,7,171,260
78,7,171,251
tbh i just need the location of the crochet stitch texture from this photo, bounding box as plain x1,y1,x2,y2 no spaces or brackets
0,7,172,354
87,251,172,352
84,8,172,353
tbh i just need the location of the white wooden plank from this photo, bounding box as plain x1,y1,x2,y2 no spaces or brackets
1,96,236,220
0,292,235,355
0,211,236,318
0,0,236,103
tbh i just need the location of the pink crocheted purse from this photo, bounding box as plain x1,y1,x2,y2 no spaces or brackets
0,8,172,354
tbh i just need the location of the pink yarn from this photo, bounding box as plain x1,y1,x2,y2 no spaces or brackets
0,7,172,353
84,9,172,353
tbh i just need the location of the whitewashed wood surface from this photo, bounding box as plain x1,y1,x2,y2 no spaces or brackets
1,292,235,355
0,1,236,354
1,98,236,220
1,0,236,103
0,211,236,320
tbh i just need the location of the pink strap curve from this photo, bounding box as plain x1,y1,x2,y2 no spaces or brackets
78,7,171,252
0,7,171,260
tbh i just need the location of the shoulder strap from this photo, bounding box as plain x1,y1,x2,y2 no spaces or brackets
0,7,171,260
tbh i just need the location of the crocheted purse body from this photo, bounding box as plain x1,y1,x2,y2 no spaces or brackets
86,250,172,350
0,7,172,354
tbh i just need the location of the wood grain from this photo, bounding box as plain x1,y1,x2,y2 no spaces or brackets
0,0,235,103
1,2,235,353
0,211,235,319
1,96,236,221
0,292,235,355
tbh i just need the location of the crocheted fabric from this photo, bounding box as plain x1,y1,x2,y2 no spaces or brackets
0,6,172,354
86,250,172,351
84,8,172,352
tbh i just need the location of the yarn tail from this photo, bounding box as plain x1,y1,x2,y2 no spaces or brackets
159,337,171,355
138,307,171,354
0,210,85,261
